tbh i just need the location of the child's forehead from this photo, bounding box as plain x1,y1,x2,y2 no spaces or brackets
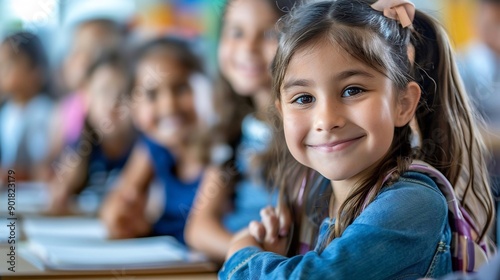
289,38,354,67
282,29,392,78
138,51,188,71
224,0,279,24
136,54,192,84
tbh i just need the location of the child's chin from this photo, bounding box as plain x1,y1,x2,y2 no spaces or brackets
155,131,189,147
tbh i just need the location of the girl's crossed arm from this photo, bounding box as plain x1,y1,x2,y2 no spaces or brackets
220,179,449,280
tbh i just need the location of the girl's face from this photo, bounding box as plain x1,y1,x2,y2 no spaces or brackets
0,44,38,96
279,39,413,186
133,52,198,148
86,65,129,133
218,0,279,95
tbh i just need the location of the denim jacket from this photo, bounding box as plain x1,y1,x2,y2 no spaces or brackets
219,172,452,280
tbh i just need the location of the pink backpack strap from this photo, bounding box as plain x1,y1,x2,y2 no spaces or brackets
377,160,488,272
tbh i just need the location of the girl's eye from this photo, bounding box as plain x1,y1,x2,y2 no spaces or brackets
232,30,243,39
225,27,243,39
341,87,364,97
293,95,315,105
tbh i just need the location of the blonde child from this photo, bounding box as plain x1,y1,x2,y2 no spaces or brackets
220,0,495,279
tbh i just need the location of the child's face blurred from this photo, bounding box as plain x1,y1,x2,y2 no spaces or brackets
63,22,121,91
279,39,412,185
478,2,500,55
218,0,279,95
133,53,198,148
0,44,38,96
86,65,129,134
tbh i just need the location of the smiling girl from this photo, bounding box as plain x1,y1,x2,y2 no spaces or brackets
220,0,495,279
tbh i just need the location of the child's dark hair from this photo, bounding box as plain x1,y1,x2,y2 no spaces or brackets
84,51,127,84
2,31,49,92
131,37,202,80
269,0,494,251
126,37,204,104
128,36,212,164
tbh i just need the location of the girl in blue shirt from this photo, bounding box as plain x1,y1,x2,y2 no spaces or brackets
220,0,495,279
100,37,211,244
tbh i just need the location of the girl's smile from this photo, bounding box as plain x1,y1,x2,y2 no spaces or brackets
306,135,366,153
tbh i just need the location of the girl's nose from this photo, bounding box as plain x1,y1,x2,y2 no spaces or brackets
156,90,176,116
242,33,261,54
314,102,345,132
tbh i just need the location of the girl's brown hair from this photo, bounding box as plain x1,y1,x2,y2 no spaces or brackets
269,0,495,251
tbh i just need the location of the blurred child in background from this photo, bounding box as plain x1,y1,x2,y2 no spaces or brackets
100,37,212,244
0,32,53,181
42,18,125,181
48,52,136,215
184,0,296,262
458,0,500,245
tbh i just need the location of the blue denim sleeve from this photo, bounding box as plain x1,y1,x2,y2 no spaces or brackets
219,174,450,280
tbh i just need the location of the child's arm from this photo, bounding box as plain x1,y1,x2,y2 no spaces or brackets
219,179,449,280
46,149,89,215
184,166,236,263
100,143,154,239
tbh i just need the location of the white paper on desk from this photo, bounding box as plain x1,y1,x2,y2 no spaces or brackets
0,182,50,214
22,217,108,241
20,236,206,270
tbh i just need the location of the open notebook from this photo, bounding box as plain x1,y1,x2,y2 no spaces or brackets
21,216,109,241
20,235,210,271
19,217,211,271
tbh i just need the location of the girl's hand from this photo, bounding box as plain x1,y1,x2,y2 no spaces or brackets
225,205,292,260
100,188,151,239
248,206,292,256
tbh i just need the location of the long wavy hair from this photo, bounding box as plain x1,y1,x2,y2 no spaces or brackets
268,0,495,252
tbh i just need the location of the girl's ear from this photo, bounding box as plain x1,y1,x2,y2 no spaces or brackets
395,81,421,127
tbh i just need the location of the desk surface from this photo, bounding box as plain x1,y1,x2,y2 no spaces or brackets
0,245,218,280
0,184,219,279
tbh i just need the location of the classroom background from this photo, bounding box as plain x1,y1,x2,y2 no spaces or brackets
0,0,482,80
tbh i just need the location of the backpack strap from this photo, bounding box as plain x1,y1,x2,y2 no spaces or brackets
383,160,488,272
